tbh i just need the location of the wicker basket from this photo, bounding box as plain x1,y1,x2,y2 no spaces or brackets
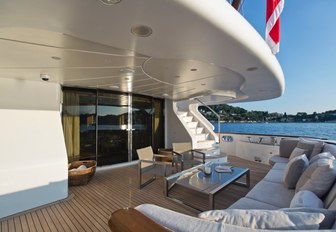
68,160,97,186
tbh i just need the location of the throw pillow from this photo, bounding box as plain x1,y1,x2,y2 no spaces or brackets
309,151,335,165
198,209,323,230
282,207,336,229
296,138,324,159
283,154,309,189
296,158,336,197
290,190,324,208
289,147,307,160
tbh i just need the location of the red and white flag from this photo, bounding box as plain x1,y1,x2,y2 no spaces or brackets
266,0,284,54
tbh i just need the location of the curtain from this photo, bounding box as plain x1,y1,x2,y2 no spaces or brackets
62,92,80,162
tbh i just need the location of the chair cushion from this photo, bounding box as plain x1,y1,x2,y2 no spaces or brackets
198,209,323,230
283,154,309,189
290,190,324,208
296,158,336,197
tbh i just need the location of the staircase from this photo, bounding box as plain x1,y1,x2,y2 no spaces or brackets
173,101,227,163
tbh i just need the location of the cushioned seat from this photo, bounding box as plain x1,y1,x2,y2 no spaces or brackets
246,180,295,208
272,162,287,170
229,197,279,210
263,169,284,183
269,155,289,166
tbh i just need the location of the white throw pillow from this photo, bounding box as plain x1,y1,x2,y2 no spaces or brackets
289,147,307,160
283,154,308,189
296,158,336,197
309,151,335,165
290,190,324,208
198,209,323,230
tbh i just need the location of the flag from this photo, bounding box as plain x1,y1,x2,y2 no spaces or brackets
266,0,284,54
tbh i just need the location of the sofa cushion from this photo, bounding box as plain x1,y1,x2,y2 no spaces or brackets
289,147,307,160
269,155,289,166
324,181,336,209
198,209,323,230
272,162,287,170
136,204,221,232
279,138,299,158
296,158,336,197
310,151,335,165
283,154,309,189
322,143,336,157
282,207,336,229
228,197,279,210
246,180,295,208
290,190,324,208
263,169,284,183
296,138,324,159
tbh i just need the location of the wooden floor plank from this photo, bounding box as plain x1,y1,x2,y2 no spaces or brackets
0,156,270,232
25,213,37,232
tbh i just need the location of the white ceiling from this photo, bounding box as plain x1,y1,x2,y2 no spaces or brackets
0,0,284,104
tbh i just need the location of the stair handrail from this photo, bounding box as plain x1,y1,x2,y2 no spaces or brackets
195,98,221,143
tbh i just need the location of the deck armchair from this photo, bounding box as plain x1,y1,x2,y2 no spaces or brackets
137,146,173,189
172,142,205,171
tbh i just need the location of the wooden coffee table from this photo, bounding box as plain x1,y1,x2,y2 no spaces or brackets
164,163,250,210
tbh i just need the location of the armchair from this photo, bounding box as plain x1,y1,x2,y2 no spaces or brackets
137,146,173,189
172,142,205,171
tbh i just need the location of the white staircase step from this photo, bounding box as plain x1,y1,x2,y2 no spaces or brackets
187,121,198,129
182,116,193,123
190,127,204,134
177,111,188,117
194,133,209,141
196,139,215,149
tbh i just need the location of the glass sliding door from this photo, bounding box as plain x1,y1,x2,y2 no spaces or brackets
62,88,165,166
131,95,153,160
97,91,130,165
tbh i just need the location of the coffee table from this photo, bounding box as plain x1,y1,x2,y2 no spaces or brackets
164,163,250,210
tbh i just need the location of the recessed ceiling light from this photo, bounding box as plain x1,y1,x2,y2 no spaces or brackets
51,56,61,60
201,83,206,86
124,77,130,81
120,68,135,75
174,75,180,78
162,93,169,97
100,0,121,5
109,85,119,89
190,68,197,71
246,67,258,71
131,25,153,37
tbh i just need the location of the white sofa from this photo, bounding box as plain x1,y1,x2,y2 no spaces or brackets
135,138,336,231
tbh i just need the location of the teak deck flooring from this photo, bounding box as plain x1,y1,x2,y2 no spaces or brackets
0,156,270,232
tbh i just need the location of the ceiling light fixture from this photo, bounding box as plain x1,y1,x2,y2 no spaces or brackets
246,67,258,71
131,25,153,37
99,0,121,5
162,93,169,97
190,68,197,71
51,56,61,60
109,85,119,89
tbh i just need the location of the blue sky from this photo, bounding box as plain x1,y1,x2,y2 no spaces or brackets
230,0,336,115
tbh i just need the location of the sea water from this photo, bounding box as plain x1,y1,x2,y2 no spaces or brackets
213,122,336,140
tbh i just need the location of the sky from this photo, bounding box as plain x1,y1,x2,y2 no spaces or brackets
230,0,336,115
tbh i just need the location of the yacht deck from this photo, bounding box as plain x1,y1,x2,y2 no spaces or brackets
0,156,270,232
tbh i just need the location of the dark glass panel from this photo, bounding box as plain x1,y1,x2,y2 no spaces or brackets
131,95,153,160
97,92,129,165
